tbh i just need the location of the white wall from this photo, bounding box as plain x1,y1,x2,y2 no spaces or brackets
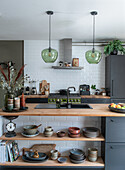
24,40,105,93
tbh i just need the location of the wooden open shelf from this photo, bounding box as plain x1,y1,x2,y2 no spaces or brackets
0,156,104,167
0,133,105,141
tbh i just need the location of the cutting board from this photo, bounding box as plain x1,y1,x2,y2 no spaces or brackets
23,144,56,156
39,80,50,94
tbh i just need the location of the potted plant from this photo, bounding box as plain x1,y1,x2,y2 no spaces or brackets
91,85,96,95
104,40,125,55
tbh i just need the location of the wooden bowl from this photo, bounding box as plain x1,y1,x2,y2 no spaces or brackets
68,133,80,138
68,127,80,135
57,131,66,137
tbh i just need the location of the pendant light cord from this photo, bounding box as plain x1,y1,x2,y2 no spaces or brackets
92,14,95,53
49,14,51,52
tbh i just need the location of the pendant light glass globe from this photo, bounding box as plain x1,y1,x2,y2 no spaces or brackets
85,50,102,64
85,11,102,64
42,48,58,63
41,11,58,63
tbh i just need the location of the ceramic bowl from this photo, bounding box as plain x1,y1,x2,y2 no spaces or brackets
58,157,67,163
45,126,53,132
68,133,80,138
70,149,85,157
44,129,53,137
70,154,85,161
83,127,100,138
23,125,38,135
69,155,86,164
68,127,80,135
57,131,66,137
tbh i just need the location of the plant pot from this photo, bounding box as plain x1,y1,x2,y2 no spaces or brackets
110,49,118,55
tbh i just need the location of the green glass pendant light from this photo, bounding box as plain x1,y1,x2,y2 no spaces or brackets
41,11,58,63
85,11,102,64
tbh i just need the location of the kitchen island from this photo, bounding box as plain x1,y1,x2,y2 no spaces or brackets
0,104,125,170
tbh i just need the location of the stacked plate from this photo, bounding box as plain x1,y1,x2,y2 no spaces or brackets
69,149,86,164
21,131,40,138
22,152,48,163
83,127,100,138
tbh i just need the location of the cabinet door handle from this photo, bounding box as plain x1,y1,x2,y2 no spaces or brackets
110,145,125,149
110,146,113,149
112,80,114,96
110,119,114,122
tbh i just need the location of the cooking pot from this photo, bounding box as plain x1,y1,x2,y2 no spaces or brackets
59,89,70,95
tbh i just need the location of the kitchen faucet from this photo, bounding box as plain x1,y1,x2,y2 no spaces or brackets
67,87,76,108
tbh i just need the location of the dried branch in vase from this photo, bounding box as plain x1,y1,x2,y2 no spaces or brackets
0,63,27,94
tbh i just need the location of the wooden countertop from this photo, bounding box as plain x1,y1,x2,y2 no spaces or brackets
0,104,125,117
24,95,48,98
81,95,110,99
23,94,110,99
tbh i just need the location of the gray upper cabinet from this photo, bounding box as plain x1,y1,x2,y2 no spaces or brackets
105,55,125,99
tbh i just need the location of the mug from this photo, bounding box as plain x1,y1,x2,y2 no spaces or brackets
50,150,58,160
14,97,20,109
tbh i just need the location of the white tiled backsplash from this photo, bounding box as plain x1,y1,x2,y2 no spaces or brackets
24,40,105,93
2,40,105,156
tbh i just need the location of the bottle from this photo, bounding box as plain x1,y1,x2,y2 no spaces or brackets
56,99,61,108
20,93,26,108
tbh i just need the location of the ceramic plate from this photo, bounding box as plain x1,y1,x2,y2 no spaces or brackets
108,105,125,113
22,155,49,163
26,152,47,161
69,155,86,164
21,131,39,138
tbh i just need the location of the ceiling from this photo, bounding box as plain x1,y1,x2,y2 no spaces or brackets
0,0,125,42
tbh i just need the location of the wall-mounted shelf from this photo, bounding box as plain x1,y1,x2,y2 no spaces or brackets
52,66,83,70
0,133,105,141
0,156,104,167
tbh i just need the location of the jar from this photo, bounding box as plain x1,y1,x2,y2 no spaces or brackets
4,92,15,110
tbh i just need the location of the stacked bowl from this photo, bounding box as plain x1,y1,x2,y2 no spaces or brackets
83,127,100,138
44,126,53,137
68,127,80,138
69,149,86,164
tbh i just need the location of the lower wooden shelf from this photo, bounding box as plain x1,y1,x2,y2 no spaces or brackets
0,156,104,167
0,133,105,141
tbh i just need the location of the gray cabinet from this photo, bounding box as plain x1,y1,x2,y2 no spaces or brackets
102,117,125,170
105,143,125,170
105,55,125,99
105,117,125,142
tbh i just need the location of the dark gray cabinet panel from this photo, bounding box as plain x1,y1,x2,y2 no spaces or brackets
105,143,125,170
105,117,125,142
105,55,125,98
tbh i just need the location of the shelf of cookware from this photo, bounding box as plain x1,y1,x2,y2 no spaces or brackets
0,133,104,141
0,156,104,167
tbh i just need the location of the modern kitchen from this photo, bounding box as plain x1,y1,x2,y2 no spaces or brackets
0,0,125,170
